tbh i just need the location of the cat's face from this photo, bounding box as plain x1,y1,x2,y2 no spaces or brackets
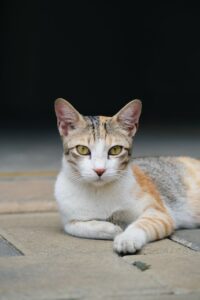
55,99,142,186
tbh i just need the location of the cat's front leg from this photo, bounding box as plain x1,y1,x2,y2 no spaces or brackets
113,210,174,254
64,220,122,240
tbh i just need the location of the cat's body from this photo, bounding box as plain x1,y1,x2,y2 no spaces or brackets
54,99,200,254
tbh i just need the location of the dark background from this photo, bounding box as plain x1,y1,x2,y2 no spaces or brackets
1,1,200,129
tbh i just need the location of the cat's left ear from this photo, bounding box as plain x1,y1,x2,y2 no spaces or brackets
112,99,142,136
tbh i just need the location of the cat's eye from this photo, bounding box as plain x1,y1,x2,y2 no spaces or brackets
76,145,90,155
108,145,123,156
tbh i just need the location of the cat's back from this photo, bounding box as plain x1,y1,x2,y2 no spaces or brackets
132,156,184,206
131,156,200,226
133,156,185,183
132,156,200,197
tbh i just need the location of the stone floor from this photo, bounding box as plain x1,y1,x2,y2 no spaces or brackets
0,125,200,299
0,212,200,300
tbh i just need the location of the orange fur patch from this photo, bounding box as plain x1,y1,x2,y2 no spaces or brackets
132,165,166,213
136,215,173,240
137,220,160,239
145,216,172,236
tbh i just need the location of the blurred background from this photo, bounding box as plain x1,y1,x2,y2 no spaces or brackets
1,1,200,172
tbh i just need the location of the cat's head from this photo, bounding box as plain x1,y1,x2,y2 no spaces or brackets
55,98,142,186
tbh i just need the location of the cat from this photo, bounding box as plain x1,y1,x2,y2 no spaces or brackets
54,98,200,255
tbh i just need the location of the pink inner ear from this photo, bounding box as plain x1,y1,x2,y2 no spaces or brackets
117,101,141,135
55,102,79,136
119,109,138,129
58,120,69,136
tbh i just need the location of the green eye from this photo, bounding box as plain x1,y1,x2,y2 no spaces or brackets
76,145,90,155
109,145,123,156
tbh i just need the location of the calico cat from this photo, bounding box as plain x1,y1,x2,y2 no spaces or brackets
54,98,200,255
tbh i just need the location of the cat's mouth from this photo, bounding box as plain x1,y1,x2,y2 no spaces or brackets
91,176,116,186
94,177,104,184
86,176,107,186
81,173,117,186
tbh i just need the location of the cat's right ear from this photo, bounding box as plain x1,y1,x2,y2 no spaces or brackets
54,98,84,136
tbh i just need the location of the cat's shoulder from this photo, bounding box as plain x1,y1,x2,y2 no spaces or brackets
131,155,200,170
131,156,178,169
130,156,177,183
130,155,200,184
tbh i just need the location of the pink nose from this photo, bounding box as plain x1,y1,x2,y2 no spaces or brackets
94,168,106,177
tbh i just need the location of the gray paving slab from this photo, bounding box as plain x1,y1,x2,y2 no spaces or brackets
98,294,200,300
124,253,200,294
0,213,166,300
170,229,200,251
0,175,57,214
139,238,192,255
0,254,169,300
0,235,23,257
0,213,200,300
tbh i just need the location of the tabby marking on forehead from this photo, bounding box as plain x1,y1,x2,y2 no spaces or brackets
99,116,110,139
85,116,100,139
84,115,112,140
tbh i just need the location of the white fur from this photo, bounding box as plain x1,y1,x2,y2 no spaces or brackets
55,160,140,224
74,139,129,185
113,227,147,254
167,205,197,229
64,220,122,240
54,156,152,252
55,139,194,254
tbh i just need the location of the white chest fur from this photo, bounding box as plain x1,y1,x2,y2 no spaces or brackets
55,164,142,226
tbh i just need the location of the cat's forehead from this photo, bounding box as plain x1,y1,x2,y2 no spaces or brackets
84,115,112,140
66,115,130,149
84,115,128,145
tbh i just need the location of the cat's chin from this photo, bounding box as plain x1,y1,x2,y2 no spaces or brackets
91,180,107,187
87,177,117,187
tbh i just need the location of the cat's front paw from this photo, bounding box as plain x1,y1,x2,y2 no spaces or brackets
113,228,146,255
